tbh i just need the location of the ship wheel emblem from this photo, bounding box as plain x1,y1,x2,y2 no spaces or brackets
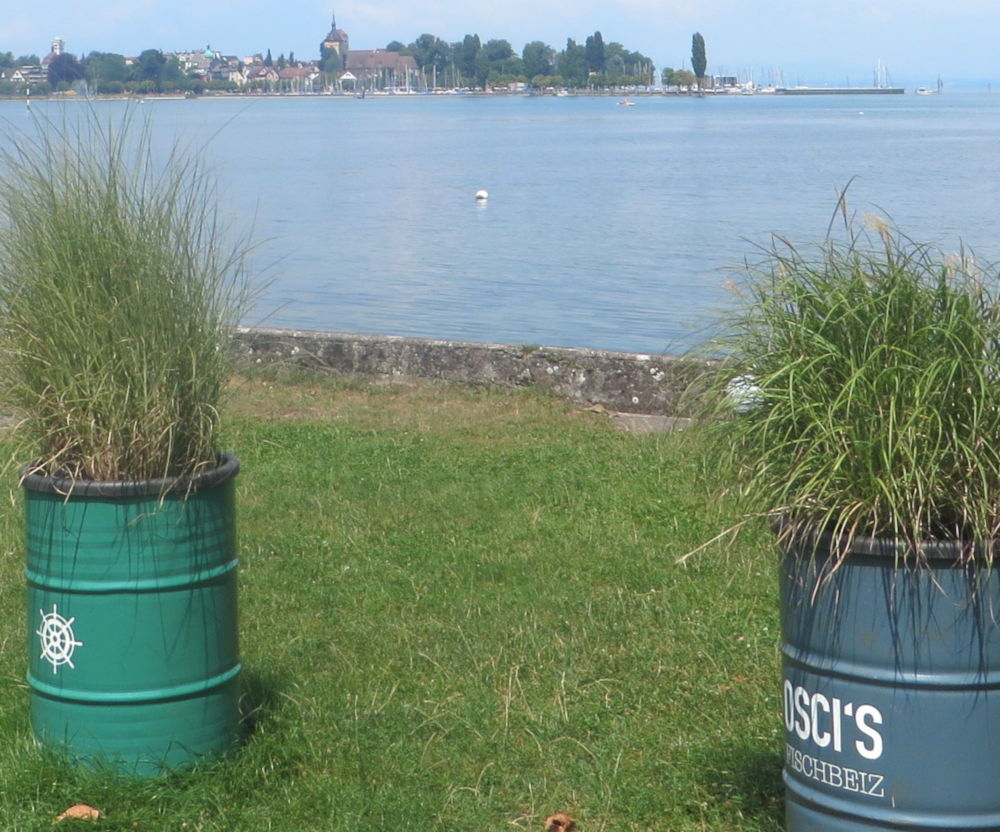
37,605,83,674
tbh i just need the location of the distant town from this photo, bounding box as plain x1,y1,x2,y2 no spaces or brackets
0,17,771,98
1,17,925,99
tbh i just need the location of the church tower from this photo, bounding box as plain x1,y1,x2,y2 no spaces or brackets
320,11,349,70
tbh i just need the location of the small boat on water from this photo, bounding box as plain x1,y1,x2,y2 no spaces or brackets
618,98,636,106
916,78,944,95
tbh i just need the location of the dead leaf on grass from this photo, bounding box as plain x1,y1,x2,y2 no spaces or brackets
544,813,576,831
56,804,101,822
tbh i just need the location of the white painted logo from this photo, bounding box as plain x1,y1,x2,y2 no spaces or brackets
785,744,885,798
37,604,83,674
783,680,884,760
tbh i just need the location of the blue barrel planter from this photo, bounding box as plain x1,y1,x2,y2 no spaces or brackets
781,531,1000,830
24,455,241,777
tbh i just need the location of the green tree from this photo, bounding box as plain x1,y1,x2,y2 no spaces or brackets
160,56,188,91
408,34,444,68
481,38,519,83
133,49,166,91
672,69,697,90
17,54,41,66
522,41,554,80
320,45,342,73
474,48,491,89
557,38,587,87
276,53,287,70
691,32,707,87
408,34,451,86
607,53,626,78
264,49,273,67
457,34,481,82
47,52,84,88
83,52,129,91
504,56,525,78
585,31,606,73
483,38,514,63
385,41,405,52
0,52,14,69
406,34,452,87
603,42,654,84
288,51,296,66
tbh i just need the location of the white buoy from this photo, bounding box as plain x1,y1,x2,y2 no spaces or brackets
475,189,489,201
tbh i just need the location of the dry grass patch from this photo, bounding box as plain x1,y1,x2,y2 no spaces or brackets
226,372,611,438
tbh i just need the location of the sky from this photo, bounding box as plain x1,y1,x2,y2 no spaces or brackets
2,0,995,88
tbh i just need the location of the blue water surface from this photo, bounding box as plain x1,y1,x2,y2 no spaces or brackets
4,92,999,353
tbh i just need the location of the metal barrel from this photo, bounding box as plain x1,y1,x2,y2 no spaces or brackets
25,455,241,777
781,532,1000,830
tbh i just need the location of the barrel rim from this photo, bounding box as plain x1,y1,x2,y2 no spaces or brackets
20,453,239,498
777,518,988,563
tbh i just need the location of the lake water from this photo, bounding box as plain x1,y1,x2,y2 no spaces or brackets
4,92,1000,353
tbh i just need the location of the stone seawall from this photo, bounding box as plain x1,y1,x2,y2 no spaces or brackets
233,328,709,415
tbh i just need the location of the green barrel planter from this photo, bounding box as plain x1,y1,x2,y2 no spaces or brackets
24,455,241,777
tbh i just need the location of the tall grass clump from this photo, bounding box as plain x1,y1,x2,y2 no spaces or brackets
0,108,254,482
700,209,1000,562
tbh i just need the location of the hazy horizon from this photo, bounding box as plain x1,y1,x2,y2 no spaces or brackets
2,1,995,88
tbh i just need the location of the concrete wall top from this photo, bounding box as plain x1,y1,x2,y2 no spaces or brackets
233,328,709,416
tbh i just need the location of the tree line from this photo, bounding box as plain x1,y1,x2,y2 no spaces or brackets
370,31,658,89
0,52,39,68
0,49,233,95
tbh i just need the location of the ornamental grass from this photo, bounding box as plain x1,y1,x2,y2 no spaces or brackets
699,206,1000,562
0,108,254,482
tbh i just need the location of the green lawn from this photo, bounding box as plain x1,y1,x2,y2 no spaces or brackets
0,375,782,831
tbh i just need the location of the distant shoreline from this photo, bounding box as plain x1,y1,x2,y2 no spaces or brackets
0,87,922,103
4,89,672,102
